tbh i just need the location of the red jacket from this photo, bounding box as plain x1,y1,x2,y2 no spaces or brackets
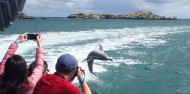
33,74,82,94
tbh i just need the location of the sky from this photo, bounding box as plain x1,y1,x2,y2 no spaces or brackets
23,0,190,18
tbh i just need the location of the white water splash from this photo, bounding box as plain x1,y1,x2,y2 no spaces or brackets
0,26,190,82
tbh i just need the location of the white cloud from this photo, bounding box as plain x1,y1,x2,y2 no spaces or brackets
139,0,190,18
23,0,92,17
23,0,190,18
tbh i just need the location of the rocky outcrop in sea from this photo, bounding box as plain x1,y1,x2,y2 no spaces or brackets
19,13,34,19
67,11,177,20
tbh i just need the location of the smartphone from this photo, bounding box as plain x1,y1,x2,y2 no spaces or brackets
27,34,38,40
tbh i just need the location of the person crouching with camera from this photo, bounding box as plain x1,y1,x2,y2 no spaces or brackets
33,54,92,94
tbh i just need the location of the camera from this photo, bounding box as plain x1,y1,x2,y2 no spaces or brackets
74,67,85,76
27,34,38,40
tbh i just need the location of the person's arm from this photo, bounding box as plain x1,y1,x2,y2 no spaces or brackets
80,81,91,94
0,43,18,75
29,34,44,85
77,67,92,94
0,33,27,75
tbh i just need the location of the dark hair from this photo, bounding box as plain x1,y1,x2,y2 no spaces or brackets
0,55,28,94
55,63,78,82
28,60,48,76
55,63,74,75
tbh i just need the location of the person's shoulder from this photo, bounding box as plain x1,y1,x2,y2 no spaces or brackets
40,74,59,81
34,74,81,94
64,82,82,94
39,74,68,84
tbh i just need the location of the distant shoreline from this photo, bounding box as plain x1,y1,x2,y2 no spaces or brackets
67,11,177,20
19,11,179,20
19,17,190,20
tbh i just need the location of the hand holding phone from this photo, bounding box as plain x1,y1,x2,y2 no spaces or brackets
36,34,42,47
27,34,38,40
16,32,28,43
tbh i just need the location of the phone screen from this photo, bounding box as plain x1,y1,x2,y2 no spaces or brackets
27,34,38,40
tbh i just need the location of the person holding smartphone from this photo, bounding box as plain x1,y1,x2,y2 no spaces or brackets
0,32,44,94
33,54,92,94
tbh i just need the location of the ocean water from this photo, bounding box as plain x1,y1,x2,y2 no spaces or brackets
0,19,190,94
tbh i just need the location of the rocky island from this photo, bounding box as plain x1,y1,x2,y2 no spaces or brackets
19,13,47,19
40,17,47,19
68,11,177,20
19,13,34,19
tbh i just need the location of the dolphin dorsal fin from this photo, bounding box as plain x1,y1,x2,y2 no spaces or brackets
99,44,103,51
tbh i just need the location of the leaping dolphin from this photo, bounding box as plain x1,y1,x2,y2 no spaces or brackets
83,44,113,76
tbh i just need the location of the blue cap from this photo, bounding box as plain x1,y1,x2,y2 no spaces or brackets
57,54,78,70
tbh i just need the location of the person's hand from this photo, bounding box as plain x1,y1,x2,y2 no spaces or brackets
77,67,85,80
36,33,42,47
16,32,28,43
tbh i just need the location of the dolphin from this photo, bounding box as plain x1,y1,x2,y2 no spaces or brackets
83,44,113,76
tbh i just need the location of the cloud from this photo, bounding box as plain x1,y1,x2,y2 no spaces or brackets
23,0,190,18
138,0,190,18
143,0,171,4
23,0,91,17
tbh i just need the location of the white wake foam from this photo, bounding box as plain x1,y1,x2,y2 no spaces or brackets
0,26,190,82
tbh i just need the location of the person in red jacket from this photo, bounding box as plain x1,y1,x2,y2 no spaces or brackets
33,54,92,94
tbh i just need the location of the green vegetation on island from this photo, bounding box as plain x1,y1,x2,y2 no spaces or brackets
19,11,177,20
19,13,34,19
19,13,47,19
67,11,177,20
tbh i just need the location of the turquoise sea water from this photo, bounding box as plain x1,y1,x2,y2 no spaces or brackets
0,19,190,94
